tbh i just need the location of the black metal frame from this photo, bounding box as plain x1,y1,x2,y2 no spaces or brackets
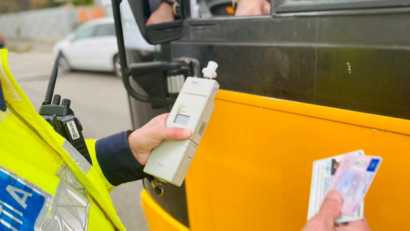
112,0,150,102
273,0,410,13
174,5,410,121
111,0,178,106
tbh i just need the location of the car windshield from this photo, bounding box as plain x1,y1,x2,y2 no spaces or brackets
94,23,115,37
74,25,96,40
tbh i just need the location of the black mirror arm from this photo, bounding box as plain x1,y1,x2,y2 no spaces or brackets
112,0,151,103
112,0,177,105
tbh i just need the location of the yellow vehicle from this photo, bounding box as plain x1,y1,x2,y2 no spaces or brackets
112,0,410,230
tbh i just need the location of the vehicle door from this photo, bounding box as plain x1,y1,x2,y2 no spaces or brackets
64,24,96,69
119,0,410,230
172,2,410,229
87,23,118,71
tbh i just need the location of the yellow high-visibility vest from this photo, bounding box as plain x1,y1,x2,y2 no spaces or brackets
0,49,126,231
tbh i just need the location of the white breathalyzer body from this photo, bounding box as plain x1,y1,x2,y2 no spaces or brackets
144,61,219,186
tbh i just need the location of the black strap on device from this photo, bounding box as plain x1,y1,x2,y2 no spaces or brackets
39,60,92,165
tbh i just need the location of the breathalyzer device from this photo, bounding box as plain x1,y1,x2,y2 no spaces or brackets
144,61,220,192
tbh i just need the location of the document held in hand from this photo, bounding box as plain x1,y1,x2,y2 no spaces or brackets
307,150,365,224
327,154,382,216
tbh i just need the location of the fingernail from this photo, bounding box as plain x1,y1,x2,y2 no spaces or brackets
326,190,343,202
183,129,192,138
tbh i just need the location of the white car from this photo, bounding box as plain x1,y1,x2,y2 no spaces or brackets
53,18,121,76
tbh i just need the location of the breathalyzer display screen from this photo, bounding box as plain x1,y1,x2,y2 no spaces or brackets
174,114,190,125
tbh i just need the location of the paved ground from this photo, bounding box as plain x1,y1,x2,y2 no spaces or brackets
5,41,149,231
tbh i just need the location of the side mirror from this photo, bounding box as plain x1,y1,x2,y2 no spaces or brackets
128,0,184,44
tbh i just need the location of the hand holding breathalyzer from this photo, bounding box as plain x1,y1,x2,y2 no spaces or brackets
143,61,219,190
303,191,371,231
128,113,192,166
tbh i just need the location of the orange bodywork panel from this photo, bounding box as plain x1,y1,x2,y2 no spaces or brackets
141,190,189,231
143,90,410,231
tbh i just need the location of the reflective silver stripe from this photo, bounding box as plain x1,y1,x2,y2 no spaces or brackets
42,179,90,231
41,150,91,231
0,165,52,231
62,141,91,174
56,163,87,196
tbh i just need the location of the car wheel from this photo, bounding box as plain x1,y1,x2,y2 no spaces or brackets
114,54,122,77
58,53,71,72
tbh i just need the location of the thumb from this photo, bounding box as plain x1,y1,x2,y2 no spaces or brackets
303,191,343,231
317,190,343,223
159,127,192,141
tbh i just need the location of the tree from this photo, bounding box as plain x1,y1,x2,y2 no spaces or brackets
0,0,95,14
0,0,31,14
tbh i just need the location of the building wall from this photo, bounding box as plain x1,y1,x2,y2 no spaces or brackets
0,6,107,40
0,7,72,40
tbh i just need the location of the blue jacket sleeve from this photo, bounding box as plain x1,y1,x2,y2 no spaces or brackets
95,131,145,186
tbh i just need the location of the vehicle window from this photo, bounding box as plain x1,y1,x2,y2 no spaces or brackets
283,0,394,1
275,0,410,13
194,0,271,18
94,24,116,37
74,26,96,40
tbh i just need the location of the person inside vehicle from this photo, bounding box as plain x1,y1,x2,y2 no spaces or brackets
146,0,271,25
235,0,271,16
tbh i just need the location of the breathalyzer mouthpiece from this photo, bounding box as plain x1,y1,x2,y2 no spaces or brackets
202,61,218,79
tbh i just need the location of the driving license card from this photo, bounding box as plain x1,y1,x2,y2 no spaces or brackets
307,150,364,223
327,155,382,216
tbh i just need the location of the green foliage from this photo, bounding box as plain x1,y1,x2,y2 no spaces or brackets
0,0,31,14
73,0,94,6
31,0,61,10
